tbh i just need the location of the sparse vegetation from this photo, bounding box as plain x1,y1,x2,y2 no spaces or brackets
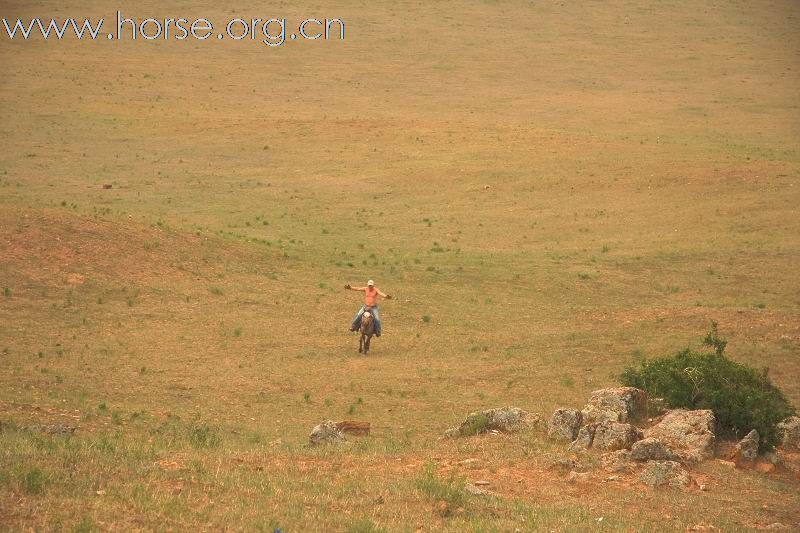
415,463,468,510
188,423,221,449
21,467,47,495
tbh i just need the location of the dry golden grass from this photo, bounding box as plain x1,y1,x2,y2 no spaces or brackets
1,0,799,530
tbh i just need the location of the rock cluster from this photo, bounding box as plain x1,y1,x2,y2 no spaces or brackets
549,387,718,488
547,387,799,488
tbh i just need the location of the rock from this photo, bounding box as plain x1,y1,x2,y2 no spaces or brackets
548,457,581,471
581,387,647,425
631,438,680,462
465,483,489,496
645,409,715,464
548,408,583,441
592,421,643,451
639,461,692,488
481,407,540,432
309,420,346,446
446,407,539,437
733,429,759,461
777,416,800,450
566,471,591,483
601,450,635,474
42,424,77,435
443,428,461,439
569,424,597,452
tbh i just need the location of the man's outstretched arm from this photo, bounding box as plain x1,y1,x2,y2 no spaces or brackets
377,289,392,299
345,285,366,291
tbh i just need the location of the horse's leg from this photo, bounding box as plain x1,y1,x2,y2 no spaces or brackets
365,334,371,354
358,333,363,353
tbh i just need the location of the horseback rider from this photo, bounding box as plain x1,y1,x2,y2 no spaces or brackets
345,280,391,337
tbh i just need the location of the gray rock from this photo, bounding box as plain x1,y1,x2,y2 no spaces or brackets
548,408,583,441
569,424,596,452
631,438,680,462
592,421,643,451
639,461,692,488
309,420,346,446
465,483,491,496
601,450,634,474
581,387,647,425
734,429,759,461
548,457,582,471
645,409,715,464
761,450,785,467
566,471,591,483
445,407,540,437
482,407,540,432
777,416,800,451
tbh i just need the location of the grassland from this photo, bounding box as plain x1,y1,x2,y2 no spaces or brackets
1,0,799,530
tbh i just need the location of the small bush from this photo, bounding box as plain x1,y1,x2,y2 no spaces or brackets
458,413,490,437
620,322,795,451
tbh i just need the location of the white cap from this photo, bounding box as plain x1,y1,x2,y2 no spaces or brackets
367,279,374,286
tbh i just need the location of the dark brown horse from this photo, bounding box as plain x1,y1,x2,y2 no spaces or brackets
359,310,375,355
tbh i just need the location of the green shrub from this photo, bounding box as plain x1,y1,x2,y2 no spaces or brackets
620,323,795,451
458,413,490,437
